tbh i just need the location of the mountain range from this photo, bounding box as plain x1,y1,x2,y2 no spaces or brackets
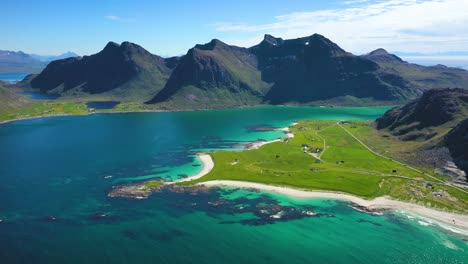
30,52,79,62
0,50,78,73
21,34,468,108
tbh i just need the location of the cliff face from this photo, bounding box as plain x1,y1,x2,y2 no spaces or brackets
444,118,468,175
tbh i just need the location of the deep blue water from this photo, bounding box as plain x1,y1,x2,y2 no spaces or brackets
0,72,28,83
0,107,466,264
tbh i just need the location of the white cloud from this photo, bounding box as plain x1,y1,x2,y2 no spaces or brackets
105,15,121,21
214,0,468,54
105,15,135,23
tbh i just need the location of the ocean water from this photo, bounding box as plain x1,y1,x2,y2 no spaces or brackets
0,72,28,83
0,106,466,264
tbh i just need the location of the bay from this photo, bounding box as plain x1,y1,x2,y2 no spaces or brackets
0,106,466,264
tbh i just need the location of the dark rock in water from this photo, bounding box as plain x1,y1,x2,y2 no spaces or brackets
246,125,278,132
89,213,116,222
41,216,58,222
146,228,187,242
121,229,140,240
108,180,165,199
108,182,321,225
358,218,383,226
349,203,386,216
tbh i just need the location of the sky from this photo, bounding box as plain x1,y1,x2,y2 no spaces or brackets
3,0,468,61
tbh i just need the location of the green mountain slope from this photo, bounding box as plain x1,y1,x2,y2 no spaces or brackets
28,42,175,101
148,39,271,108
376,88,468,176
0,82,30,113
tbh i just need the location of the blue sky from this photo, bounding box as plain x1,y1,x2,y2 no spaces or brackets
3,0,468,58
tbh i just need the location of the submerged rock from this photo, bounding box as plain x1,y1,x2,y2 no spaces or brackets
108,180,166,199
349,203,386,216
108,181,212,199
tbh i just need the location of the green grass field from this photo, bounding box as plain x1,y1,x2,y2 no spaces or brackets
0,100,89,122
188,120,468,213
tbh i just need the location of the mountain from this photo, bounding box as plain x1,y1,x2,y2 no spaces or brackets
363,49,468,90
147,39,271,107
28,42,175,101
0,50,46,73
376,88,468,139
149,34,422,107
24,34,468,106
0,82,30,113
376,88,468,176
251,34,419,104
30,52,79,62
0,50,78,73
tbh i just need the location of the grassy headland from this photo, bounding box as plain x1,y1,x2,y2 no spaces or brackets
186,120,468,213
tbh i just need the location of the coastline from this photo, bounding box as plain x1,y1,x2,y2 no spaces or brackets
199,180,468,232
176,153,215,182
6,110,467,232
243,122,297,150
186,146,468,232
0,113,81,125
0,104,282,126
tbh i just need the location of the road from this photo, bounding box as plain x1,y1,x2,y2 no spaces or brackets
337,122,468,194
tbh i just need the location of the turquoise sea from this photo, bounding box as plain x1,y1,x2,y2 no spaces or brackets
0,106,467,264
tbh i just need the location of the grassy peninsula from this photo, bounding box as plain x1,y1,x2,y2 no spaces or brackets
185,120,468,213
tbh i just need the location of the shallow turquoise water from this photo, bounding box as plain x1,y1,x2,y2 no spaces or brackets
0,106,466,264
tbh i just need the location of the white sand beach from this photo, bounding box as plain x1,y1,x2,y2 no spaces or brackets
177,153,214,182
176,121,468,232
246,139,282,149
200,180,468,231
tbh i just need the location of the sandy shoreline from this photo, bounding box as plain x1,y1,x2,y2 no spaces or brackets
200,180,468,232
176,153,214,182
247,122,297,149
185,132,468,233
